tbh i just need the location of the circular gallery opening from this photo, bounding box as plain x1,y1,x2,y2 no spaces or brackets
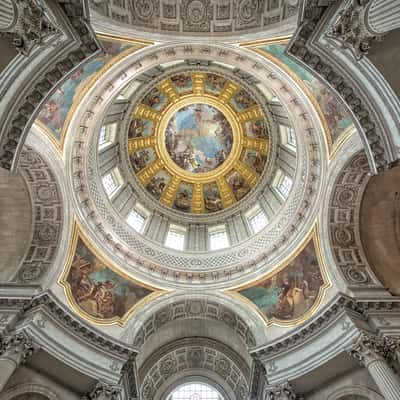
166,382,225,400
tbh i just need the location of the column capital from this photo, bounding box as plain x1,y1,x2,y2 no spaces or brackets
327,0,385,59
0,332,36,365
264,382,303,400
349,333,399,367
81,382,122,400
0,0,57,56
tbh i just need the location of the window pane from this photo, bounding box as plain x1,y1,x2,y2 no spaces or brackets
165,229,185,250
209,229,229,250
168,382,224,400
249,210,268,233
126,210,146,233
278,175,293,198
288,127,296,146
99,126,107,146
102,173,118,196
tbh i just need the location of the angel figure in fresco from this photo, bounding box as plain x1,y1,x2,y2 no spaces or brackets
174,189,191,211
93,280,117,318
251,120,267,138
207,74,226,91
171,74,191,88
70,257,96,303
128,119,145,138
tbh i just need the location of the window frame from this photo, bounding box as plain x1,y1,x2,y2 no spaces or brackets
165,224,187,251
208,224,230,251
98,122,117,150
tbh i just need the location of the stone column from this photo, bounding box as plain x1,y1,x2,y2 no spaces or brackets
0,332,36,392
264,381,303,400
0,0,15,31
366,0,400,34
349,333,400,400
82,382,122,400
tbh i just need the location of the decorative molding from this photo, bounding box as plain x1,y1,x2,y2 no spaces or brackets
264,381,303,400
89,0,299,39
16,146,63,284
327,0,385,60
251,294,400,359
139,337,250,400
328,151,380,287
0,0,57,56
0,331,36,364
82,382,121,400
133,298,256,348
0,0,102,171
286,0,397,173
20,292,139,358
66,42,327,289
349,332,400,369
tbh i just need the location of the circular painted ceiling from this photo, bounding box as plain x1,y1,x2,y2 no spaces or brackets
127,72,269,214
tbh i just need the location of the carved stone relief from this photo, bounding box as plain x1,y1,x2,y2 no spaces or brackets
133,299,256,348
329,151,378,287
0,0,102,171
139,337,250,400
0,0,56,56
16,146,62,283
286,0,392,172
90,0,298,36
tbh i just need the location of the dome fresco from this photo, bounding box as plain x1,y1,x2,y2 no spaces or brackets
127,72,269,214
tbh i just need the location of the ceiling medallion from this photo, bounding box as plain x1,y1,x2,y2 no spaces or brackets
127,71,270,214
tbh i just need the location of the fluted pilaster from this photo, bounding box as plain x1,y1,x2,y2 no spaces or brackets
367,0,400,34
0,332,36,392
349,333,400,400
0,0,15,30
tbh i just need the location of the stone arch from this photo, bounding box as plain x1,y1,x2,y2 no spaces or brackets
328,150,384,289
139,337,250,400
12,145,63,284
0,382,59,400
327,385,384,400
125,292,267,350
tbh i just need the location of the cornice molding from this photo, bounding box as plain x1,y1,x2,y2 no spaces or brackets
0,0,102,171
286,0,400,174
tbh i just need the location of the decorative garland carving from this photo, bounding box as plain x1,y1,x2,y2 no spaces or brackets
286,0,390,172
328,151,378,287
0,0,102,170
16,146,63,283
133,299,256,348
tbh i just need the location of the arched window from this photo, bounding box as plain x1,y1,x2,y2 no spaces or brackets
167,382,224,400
